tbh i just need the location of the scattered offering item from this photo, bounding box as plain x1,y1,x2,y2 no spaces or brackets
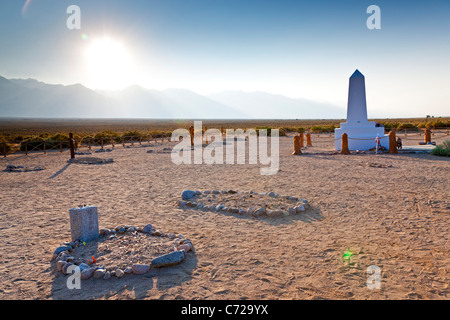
177,189,310,218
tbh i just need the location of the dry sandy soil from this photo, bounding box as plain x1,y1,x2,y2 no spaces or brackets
0,133,448,300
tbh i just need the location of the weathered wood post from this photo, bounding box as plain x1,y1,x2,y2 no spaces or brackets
189,126,194,147
341,133,350,154
69,133,75,159
388,131,398,154
43,140,46,154
299,133,304,148
292,135,302,155
306,132,312,147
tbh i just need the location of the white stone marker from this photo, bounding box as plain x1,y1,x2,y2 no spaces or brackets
69,205,99,242
335,70,389,151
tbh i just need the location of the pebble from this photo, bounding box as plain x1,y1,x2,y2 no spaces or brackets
182,190,196,200
62,263,74,275
266,210,284,217
78,263,91,272
178,244,191,252
132,264,151,274
124,267,132,274
253,208,266,217
93,269,106,279
151,250,186,268
80,267,96,280
115,269,124,278
238,208,246,215
288,207,296,215
296,205,305,213
103,271,112,280
56,261,68,272
268,192,276,197
53,246,72,257
142,224,154,233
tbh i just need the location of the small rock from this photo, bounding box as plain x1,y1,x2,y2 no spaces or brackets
151,250,186,268
62,263,74,275
132,264,151,274
78,263,91,272
268,192,276,197
296,205,305,213
178,244,191,252
124,267,132,274
56,261,68,272
288,207,296,215
53,246,72,257
80,267,96,280
216,204,224,211
93,269,106,279
266,209,284,217
253,207,266,217
181,190,196,200
115,269,124,278
238,208,246,215
100,228,111,236
103,271,112,280
212,190,220,194
247,207,255,215
142,224,154,233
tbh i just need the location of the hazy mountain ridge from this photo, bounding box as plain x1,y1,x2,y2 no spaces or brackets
0,76,345,119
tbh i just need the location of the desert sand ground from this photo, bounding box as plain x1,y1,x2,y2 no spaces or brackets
0,132,448,300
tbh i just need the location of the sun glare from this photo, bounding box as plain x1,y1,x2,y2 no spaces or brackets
84,37,134,90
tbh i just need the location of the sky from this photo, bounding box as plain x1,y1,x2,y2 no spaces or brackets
0,0,449,118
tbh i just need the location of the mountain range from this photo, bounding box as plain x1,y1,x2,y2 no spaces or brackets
0,76,345,119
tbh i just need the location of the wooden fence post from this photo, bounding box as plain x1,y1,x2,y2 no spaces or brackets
306,133,312,147
189,126,194,147
69,133,75,159
341,133,350,154
43,141,46,154
388,131,398,154
292,135,302,155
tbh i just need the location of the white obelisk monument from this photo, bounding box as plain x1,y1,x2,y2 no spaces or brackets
335,70,388,151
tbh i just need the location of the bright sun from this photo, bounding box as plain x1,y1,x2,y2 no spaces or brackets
85,37,134,90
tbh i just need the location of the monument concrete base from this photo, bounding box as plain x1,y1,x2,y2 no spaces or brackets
335,121,388,151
